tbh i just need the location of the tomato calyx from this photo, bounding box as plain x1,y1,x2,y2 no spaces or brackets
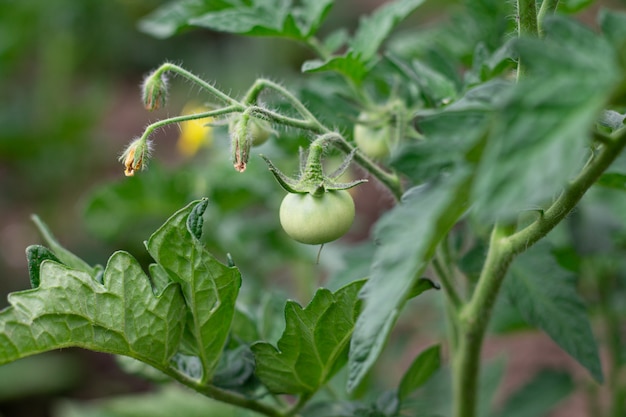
261,135,367,195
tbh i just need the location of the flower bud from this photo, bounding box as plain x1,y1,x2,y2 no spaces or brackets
120,138,152,176
229,114,252,173
141,71,168,111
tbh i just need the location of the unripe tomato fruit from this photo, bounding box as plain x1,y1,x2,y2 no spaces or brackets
279,190,355,245
354,112,391,160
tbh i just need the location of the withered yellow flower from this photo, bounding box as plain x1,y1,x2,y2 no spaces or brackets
120,138,151,176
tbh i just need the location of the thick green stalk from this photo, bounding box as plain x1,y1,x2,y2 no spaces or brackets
453,224,515,417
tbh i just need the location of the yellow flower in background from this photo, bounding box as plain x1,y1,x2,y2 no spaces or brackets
177,102,214,157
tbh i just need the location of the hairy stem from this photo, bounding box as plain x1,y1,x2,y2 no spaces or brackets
137,106,242,143
516,0,539,77
243,78,326,131
154,63,241,107
453,127,626,417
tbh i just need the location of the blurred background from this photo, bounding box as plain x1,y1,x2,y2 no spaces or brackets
1,0,626,416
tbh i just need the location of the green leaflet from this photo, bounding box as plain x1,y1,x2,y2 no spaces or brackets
398,344,441,402
252,280,365,394
0,251,185,368
347,173,472,392
146,199,242,382
505,243,603,382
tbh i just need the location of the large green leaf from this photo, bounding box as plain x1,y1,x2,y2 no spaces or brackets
146,199,241,382
473,16,621,220
0,251,186,368
505,243,603,382
252,280,365,394
347,173,472,392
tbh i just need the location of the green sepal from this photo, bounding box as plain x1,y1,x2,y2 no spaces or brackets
261,141,366,195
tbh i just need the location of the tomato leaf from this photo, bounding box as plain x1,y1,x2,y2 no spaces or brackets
473,16,621,221
596,172,626,191
301,54,370,84
398,344,441,401
251,280,365,394
406,277,440,300
599,9,626,50
0,251,186,368
146,199,241,382
505,243,603,382
347,172,472,392
493,370,574,417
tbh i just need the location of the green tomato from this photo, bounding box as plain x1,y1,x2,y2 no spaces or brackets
354,112,391,160
279,190,355,245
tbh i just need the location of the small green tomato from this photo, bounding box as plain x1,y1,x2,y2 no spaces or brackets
354,112,391,160
279,190,355,245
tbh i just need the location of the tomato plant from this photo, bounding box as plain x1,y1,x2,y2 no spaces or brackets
2,1,626,417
